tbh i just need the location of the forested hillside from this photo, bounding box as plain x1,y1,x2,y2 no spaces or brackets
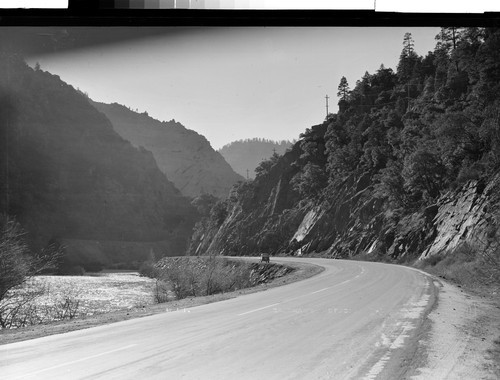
218,138,294,179
0,53,198,272
190,27,500,276
93,102,243,198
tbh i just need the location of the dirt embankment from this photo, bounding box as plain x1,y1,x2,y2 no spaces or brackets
0,259,323,346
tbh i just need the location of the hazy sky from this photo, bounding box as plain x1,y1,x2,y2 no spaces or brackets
28,27,440,149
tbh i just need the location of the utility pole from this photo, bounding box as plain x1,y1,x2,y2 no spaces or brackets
325,95,329,118
246,169,249,180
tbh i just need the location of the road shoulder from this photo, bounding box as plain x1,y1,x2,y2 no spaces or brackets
408,277,500,379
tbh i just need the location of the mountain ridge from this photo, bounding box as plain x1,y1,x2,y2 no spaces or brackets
92,101,244,198
0,53,198,271
218,138,294,179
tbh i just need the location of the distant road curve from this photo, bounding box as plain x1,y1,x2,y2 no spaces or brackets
2,258,435,380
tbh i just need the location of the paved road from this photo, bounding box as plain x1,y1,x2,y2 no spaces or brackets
1,258,434,379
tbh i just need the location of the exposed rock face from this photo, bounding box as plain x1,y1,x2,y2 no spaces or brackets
247,262,295,284
189,151,388,259
289,173,385,258
189,142,304,256
419,175,500,259
92,102,244,198
0,54,198,269
190,136,500,264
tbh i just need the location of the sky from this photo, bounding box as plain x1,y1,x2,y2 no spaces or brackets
27,27,440,150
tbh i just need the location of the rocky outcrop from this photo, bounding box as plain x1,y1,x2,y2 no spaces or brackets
190,133,500,264
248,262,295,284
419,174,499,259
188,142,304,256
93,102,243,198
289,172,500,261
289,173,385,258
190,159,388,259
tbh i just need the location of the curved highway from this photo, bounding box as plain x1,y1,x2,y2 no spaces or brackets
1,258,434,379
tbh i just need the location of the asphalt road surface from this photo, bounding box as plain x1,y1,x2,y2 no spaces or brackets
1,258,434,379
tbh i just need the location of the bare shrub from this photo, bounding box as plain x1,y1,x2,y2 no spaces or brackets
420,239,500,291
52,285,81,320
202,257,254,295
479,221,500,285
159,258,197,299
154,279,170,303
0,215,62,328
476,244,500,288
0,278,84,328
419,253,445,267
154,256,255,301
0,283,46,328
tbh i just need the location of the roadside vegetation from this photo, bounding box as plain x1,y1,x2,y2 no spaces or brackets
0,212,295,332
141,256,294,303
0,214,156,330
416,240,500,294
0,273,156,331
0,215,61,328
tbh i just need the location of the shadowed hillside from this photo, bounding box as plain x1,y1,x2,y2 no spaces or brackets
0,53,198,271
92,102,244,198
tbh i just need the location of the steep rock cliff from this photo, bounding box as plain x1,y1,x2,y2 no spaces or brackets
419,174,500,259
189,124,388,258
190,136,500,265
189,142,304,256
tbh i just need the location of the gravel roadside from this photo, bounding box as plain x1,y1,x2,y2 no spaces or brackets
405,275,500,379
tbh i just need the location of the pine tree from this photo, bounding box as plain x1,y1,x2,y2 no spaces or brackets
402,32,415,57
337,76,350,101
397,33,419,83
436,27,461,51
435,27,463,71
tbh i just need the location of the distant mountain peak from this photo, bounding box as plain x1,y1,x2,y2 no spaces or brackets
93,101,243,198
218,138,295,179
